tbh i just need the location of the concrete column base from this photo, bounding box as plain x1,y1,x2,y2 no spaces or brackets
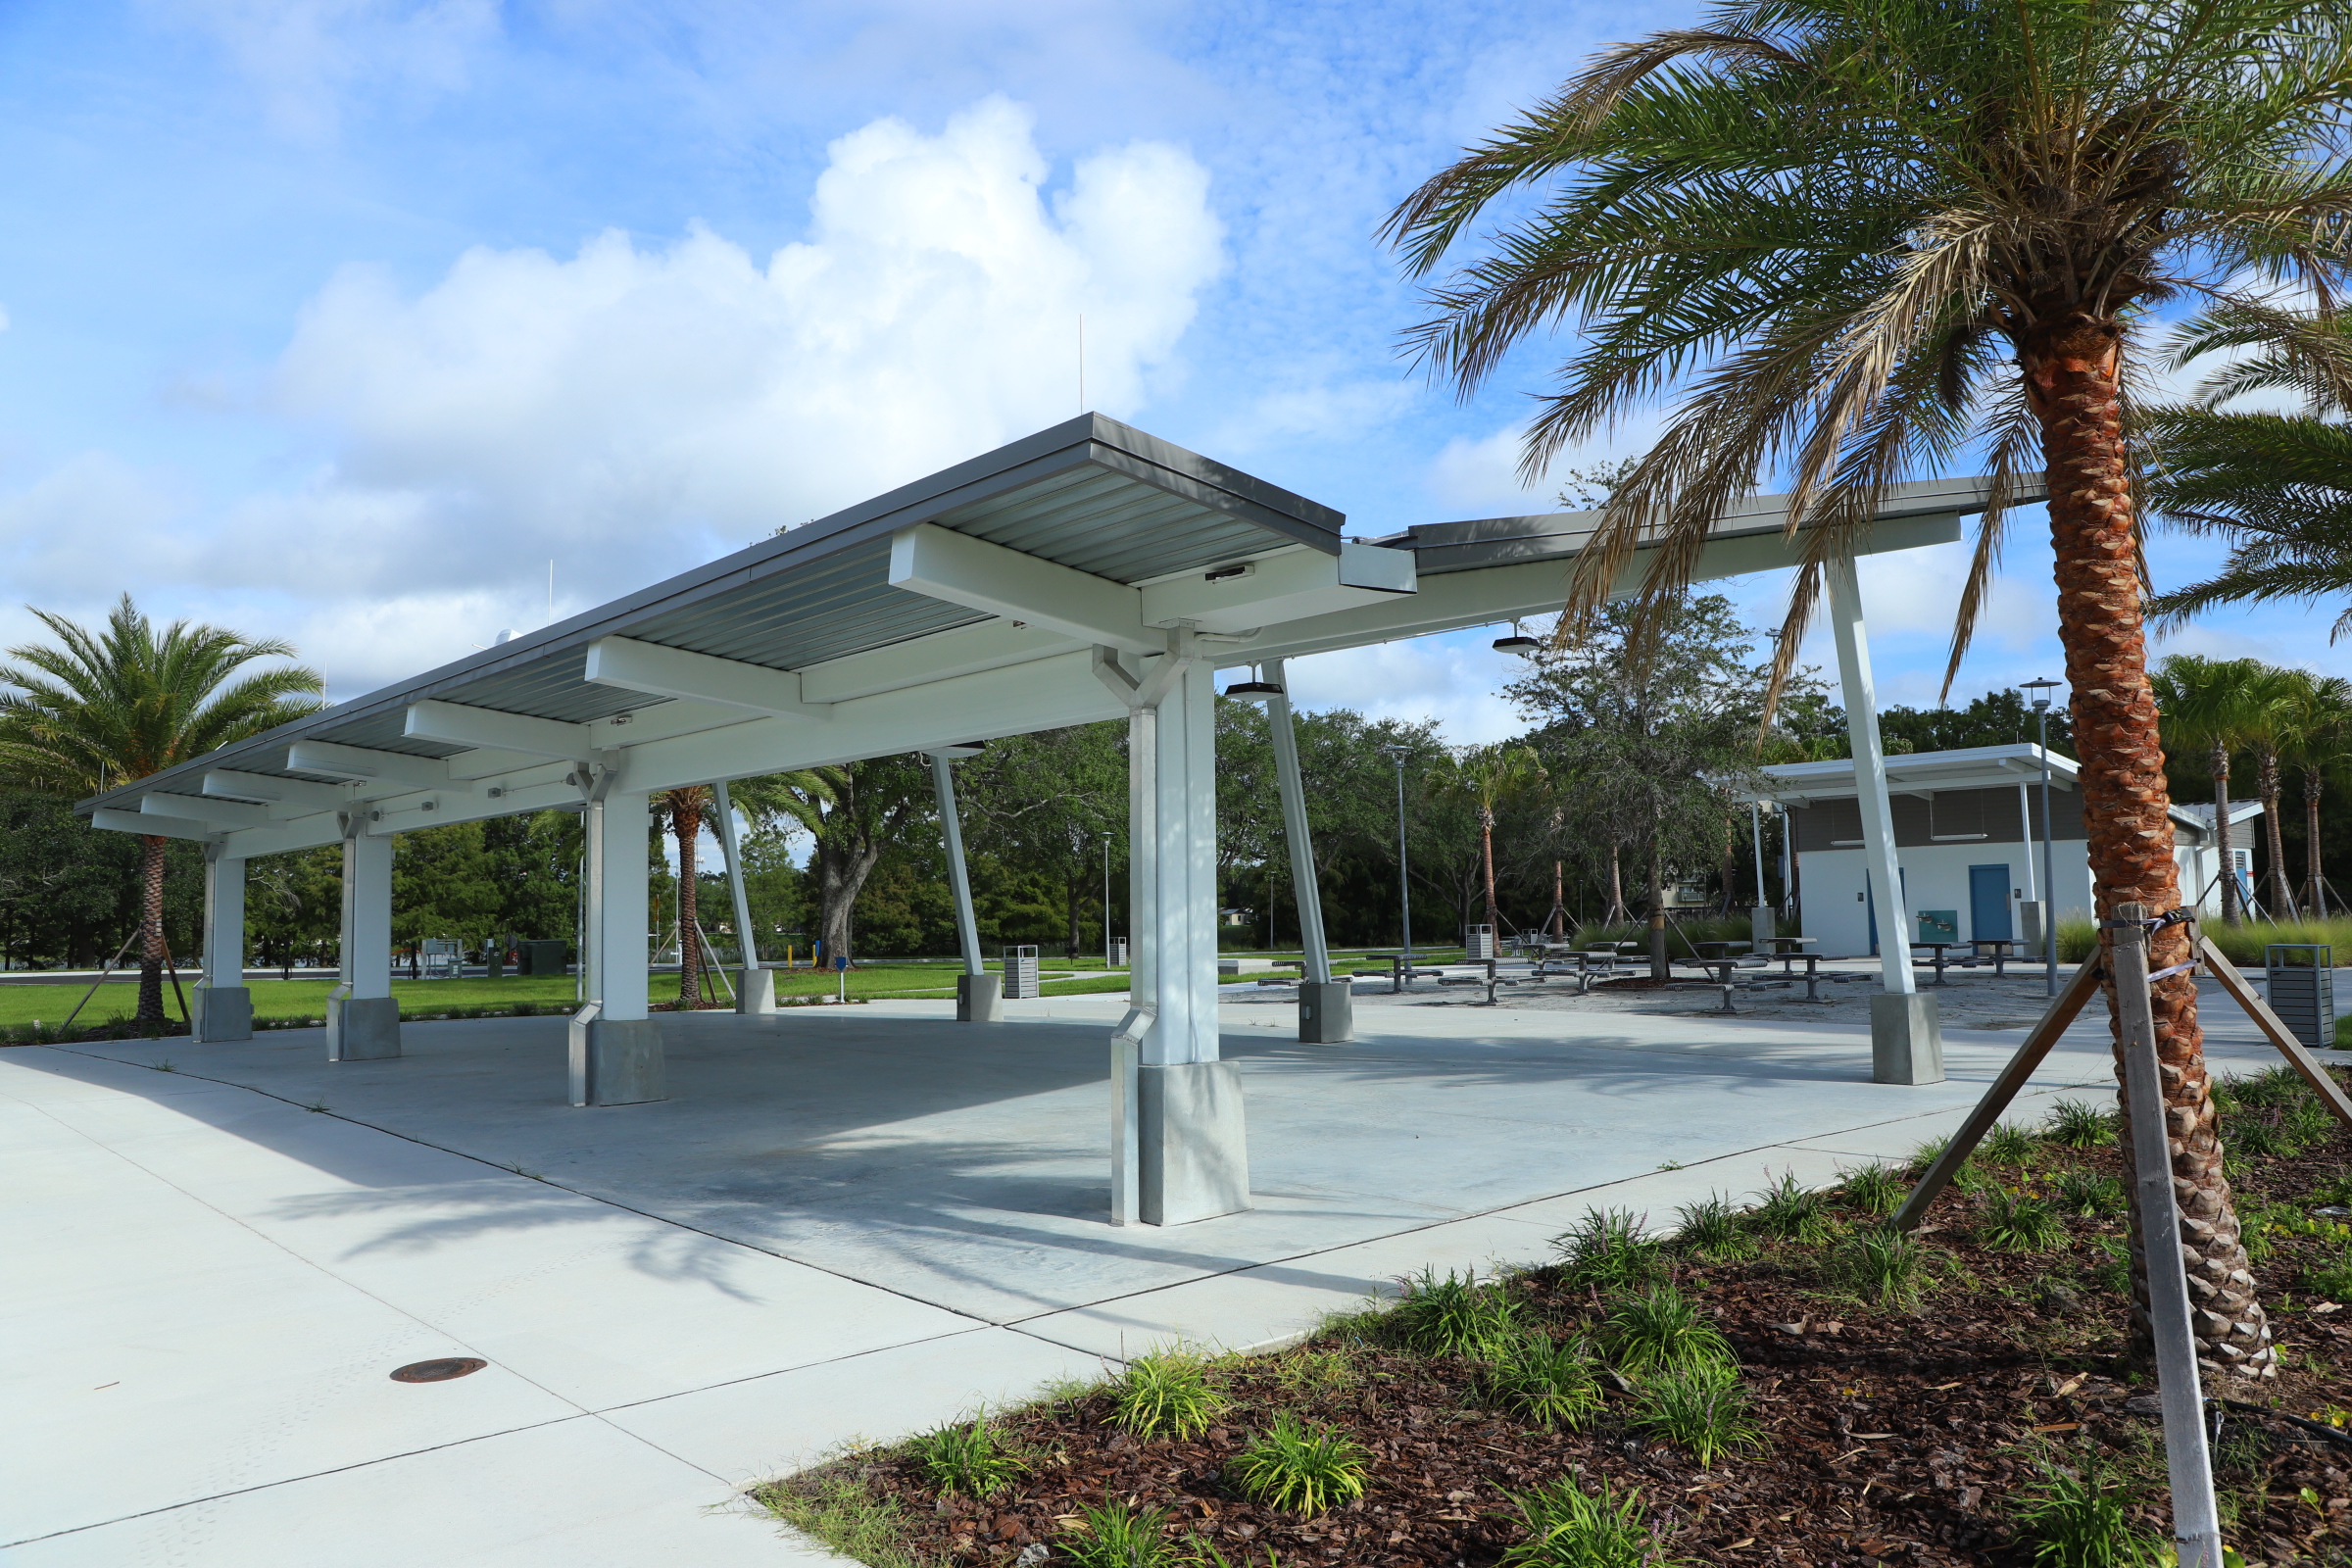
191,985,253,1044
326,995,400,1061
1138,1060,1251,1226
956,972,1004,1022
1298,980,1352,1043
1871,991,1945,1085
570,1016,666,1106
736,967,776,1016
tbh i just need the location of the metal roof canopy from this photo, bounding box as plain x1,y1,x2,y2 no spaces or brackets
1733,743,2225,841
84,415,2023,861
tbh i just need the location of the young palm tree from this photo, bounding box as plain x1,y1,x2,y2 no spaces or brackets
2150,655,2265,925
2281,672,2352,918
659,786,714,1007
1386,0,2352,1379
2236,664,2310,920
1429,744,1548,938
0,596,325,1022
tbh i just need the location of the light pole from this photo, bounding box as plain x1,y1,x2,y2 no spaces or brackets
1101,831,1114,968
1387,746,1414,967
2021,677,2062,996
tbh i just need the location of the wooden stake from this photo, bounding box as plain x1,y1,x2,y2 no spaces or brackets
2197,936,2352,1128
61,929,143,1031
2112,903,2224,1568
1890,954,2104,1231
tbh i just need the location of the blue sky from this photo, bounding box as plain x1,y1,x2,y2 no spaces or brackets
0,0,2338,745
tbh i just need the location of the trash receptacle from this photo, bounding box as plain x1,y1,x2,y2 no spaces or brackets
1004,945,1041,999
519,940,569,977
2266,944,2335,1052
1464,924,1496,960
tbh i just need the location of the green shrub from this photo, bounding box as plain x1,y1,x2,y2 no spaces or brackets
1481,1332,1605,1431
909,1416,1026,1498
1494,1473,1678,1568
1628,1361,1765,1466
1059,1500,1174,1568
1979,1189,2069,1252
1553,1208,1666,1292
2008,1449,2159,1568
2053,1170,2127,1217
2312,1173,2352,1207
2303,1250,2352,1301
1981,1121,2041,1167
2225,1111,2299,1159
2232,1064,2305,1108
1907,1135,1951,1173
1834,1224,1928,1307
1273,1346,1357,1395
1393,1267,1522,1357
2042,1100,2116,1149
1599,1286,1734,1375
2054,914,2097,964
1226,1412,1370,1515
1670,1193,1756,1260
758,1468,922,1568
1112,1350,1228,1440
1749,1171,1834,1244
1839,1164,1906,1217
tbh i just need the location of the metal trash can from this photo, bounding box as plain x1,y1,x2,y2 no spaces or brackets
2266,944,2336,1052
1004,945,1041,1000
1108,939,1128,967
1465,924,1496,960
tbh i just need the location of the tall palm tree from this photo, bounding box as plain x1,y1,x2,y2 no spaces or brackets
1386,0,2352,1379
2281,672,2352,918
659,786,713,1007
1429,744,1548,937
2151,655,2265,926
0,596,325,1022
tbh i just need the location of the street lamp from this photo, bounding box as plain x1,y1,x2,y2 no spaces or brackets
2020,677,2062,996
1387,746,1414,967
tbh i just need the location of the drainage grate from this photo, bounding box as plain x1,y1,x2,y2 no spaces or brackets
390,1357,487,1383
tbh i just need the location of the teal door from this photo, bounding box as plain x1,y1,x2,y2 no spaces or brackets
1970,864,2013,941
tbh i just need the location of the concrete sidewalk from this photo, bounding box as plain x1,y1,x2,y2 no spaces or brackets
3,980,2297,1566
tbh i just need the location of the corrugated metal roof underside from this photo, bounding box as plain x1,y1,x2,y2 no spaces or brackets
938,466,1280,584
622,540,985,670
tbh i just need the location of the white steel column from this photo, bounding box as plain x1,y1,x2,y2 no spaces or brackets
1104,638,1250,1226
572,784,663,1103
193,847,252,1043
326,818,399,1060
1266,659,1348,1042
932,752,1000,1021
712,781,773,1015
1826,558,1942,1083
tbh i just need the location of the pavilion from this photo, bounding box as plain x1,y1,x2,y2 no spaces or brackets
79,414,2025,1225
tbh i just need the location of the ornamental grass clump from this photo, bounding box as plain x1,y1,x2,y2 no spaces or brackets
1495,1473,1679,1568
1393,1267,1522,1357
1979,1189,2069,1252
909,1415,1026,1498
1227,1412,1371,1515
1671,1193,1757,1260
1629,1360,1764,1466
1554,1207,1666,1291
1111,1349,1228,1440
1981,1121,2041,1167
2054,1170,2127,1218
1598,1285,1734,1375
1749,1171,1834,1245
2008,1449,2158,1568
1481,1331,1605,1431
1057,1500,1176,1568
1839,1163,1906,1217
1834,1224,1928,1308
2043,1100,2117,1149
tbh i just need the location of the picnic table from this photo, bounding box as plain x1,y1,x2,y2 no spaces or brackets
1969,937,2022,978
1763,935,1819,974
1911,941,1965,986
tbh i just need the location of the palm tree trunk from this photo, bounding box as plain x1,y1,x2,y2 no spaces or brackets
1548,859,1566,937
1646,846,1668,982
673,795,704,1007
2259,747,2298,920
2307,772,2328,917
2212,745,2239,926
1602,845,1628,926
2024,318,2274,1380
135,834,168,1024
1480,806,1499,931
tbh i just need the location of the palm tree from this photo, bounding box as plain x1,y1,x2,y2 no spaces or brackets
658,786,714,1007
1385,0,2352,1380
0,596,325,1022
2236,664,2310,920
2151,656,2265,926
2281,672,2352,918
1429,744,1548,938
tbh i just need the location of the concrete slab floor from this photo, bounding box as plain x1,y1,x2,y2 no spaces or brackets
3,977,2300,1565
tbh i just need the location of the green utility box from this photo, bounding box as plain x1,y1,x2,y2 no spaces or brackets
518,940,570,977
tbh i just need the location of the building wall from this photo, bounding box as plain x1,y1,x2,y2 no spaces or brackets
1796,842,2097,957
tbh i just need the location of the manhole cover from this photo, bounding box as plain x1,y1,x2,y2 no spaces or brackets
390,1357,487,1384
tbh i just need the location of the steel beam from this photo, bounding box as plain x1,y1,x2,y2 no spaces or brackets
405,699,591,759
585,636,833,719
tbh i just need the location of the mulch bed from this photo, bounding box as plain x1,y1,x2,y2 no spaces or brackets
766,1070,2352,1566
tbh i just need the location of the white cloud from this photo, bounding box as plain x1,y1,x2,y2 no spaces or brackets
149,0,498,139
1278,629,1527,745
0,97,1226,694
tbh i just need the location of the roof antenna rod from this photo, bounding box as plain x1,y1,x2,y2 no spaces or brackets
547,560,555,624
1078,314,1085,415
